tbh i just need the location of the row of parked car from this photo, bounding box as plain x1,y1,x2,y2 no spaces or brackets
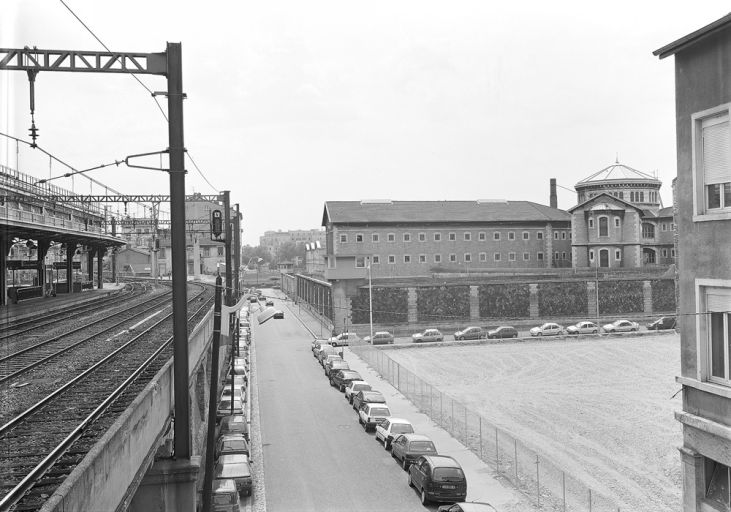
324,315,677,347
310,339,497,510
211,313,255,510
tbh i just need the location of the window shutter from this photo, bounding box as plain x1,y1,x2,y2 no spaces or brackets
702,117,731,185
707,289,731,313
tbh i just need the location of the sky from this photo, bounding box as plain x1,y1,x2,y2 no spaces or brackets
2,1,730,245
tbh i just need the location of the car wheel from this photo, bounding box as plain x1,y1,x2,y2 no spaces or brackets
408,472,414,488
592,330,597,334
538,332,542,336
421,489,429,505
383,437,389,450
402,457,409,470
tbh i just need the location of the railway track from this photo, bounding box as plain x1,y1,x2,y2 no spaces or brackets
0,288,175,386
0,282,214,512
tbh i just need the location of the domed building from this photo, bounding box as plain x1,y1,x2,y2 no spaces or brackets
569,161,675,268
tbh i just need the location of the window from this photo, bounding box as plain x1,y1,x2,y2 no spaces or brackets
508,252,516,261
671,248,676,257
640,191,644,202
561,231,566,240
615,250,621,260
372,255,380,264
355,257,366,268
523,252,530,261
589,250,595,261
642,223,655,239
404,254,411,263
554,251,560,260
630,191,635,202
562,252,567,260
537,231,543,240
508,232,515,240
478,232,486,241
340,234,348,243
419,254,426,263
704,457,731,508
615,217,621,228
217,247,224,256
479,252,487,261
388,255,395,264
493,232,501,241
662,249,668,258
328,256,336,269
449,232,456,241
464,253,472,262
589,218,594,229
522,231,529,240
553,231,559,239
702,287,731,384
494,253,501,261
403,233,411,242
434,254,442,263
356,233,364,243
619,191,624,199
662,223,667,231
599,217,609,237
372,233,380,243
693,106,731,218
418,232,426,242
387,233,395,242
434,233,442,242
449,253,457,262
536,252,543,260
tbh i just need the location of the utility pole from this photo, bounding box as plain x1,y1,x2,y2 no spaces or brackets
234,204,241,301
223,191,232,306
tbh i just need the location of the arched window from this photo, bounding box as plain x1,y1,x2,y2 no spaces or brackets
598,217,609,237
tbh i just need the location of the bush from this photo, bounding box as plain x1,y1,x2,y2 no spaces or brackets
417,286,470,323
598,280,644,315
537,282,587,317
651,279,676,312
350,287,408,324
479,283,530,319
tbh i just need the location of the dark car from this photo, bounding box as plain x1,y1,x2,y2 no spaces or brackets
391,433,438,470
330,369,363,391
454,326,485,341
487,326,518,339
647,316,676,330
325,358,350,378
352,390,386,411
249,296,258,303
408,455,467,505
273,310,284,319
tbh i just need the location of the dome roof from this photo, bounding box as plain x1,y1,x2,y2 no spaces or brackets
576,162,660,187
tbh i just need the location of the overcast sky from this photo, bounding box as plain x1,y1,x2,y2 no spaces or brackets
2,1,729,245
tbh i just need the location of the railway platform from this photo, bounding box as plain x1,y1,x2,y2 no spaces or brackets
0,282,126,324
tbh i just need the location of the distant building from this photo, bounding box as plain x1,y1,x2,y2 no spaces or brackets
569,162,675,268
259,229,325,258
655,13,731,512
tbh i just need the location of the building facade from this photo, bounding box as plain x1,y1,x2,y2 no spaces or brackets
570,162,675,268
655,13,731,511
259,229,325,258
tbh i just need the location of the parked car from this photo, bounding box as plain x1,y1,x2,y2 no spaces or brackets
391,433,438,470
364,331,395,345
311,338,330,355
352,390,386,411
454,326,486,340
330,369,363,391
345,380,372,403
232,363,248,378
217,398,244,421
317,345,342,364
249,296,257,303
239,319,250,329
215,459,252,497
529,322,564,336
602,319,640,333
486,326,518,339
375,417,415,449
647,316,676,330
273,310,284,319
408,455,467,505
412,329,444,343
566,321,599,335
220,414,249,440
220,387,246,405
211,478,239,512
324,359,350,378
358,402,392,432
322,353,344,370
437,503,499,512
329,332,359,347
224,374,246,394
265,299,274,306
215,433,249,458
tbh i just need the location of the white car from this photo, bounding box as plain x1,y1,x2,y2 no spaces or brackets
602,319,640,333
566,321,599,335
411,329,444,343
529,323,564,336
344,380,372,404
358,402,392,432
328,332,359,347
375,417,415,449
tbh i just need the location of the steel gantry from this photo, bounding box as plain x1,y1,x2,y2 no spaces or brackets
0,44,193,466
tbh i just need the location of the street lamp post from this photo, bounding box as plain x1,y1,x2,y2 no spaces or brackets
367,256,373,343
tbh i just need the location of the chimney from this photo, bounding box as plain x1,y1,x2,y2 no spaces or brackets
549,178,558,209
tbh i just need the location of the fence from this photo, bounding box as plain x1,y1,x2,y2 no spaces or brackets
352,344,623,512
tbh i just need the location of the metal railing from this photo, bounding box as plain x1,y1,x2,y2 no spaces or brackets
352,344,623,512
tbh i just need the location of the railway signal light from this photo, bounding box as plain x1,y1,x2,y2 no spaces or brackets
211,210,223,238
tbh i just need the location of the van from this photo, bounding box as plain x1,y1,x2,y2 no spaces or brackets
211,478,239,511
408,455,467,505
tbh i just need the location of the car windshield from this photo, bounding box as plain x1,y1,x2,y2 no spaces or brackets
409,441,436,452
225,440,247,450
433,467,465,481
354,384,371,391
370,407,390,416
391,424,414,434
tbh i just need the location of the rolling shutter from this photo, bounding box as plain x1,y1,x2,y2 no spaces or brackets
702,115,731,185
707,289,731,313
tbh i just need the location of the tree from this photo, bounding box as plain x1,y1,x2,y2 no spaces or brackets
241,245,270,268
276,241,305,265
